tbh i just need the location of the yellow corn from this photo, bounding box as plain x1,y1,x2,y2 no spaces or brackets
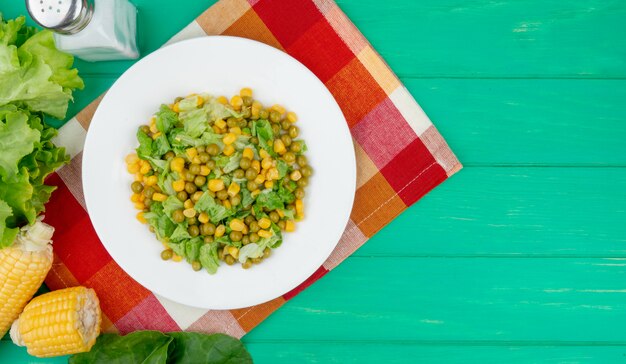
125,153,139,165
130,193,141,203
10,286,101,358
223,200,232,209
151,132,162,140
254,174,266,185
136,212,147,224
134,173,143,182
230,126,242,135
208,179,225,192
230,95,243,110
290,170,302,181
200,165,211,176
286,112,298,123
184,199,194,209
229,219,245,232
172,102,180,113
273,139,286,154
152,193,167,202
240,87,253,97
266,167,279,181
285,220,296,232
172,180,185,192
126,163,139,174
183,208,197,218
296,199,304,218
228,182,240,197
264,180,274,189
134,202,145,210
243,147,254,160
145,175,158,187
272,104,286,114
258,229,272,238
0,222,54,337
186,147,198,159
198,212,209,224
149,124,158,134
277,209,285,218
223,144,235,156
215,119,226,129
251,160,261,173
192,156,201,165
258,218,271,229
261,158,273,170
223,133,237,145
217,96,228,104
251,190,261,198
196,96,205,107
259,149,270,159
215,225,226,238
139,163,151,175
227,246,239,259
170,157,185,172
172,254,183,262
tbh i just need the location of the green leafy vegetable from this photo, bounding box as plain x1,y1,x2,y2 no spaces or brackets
0,108,39,178
195,192,234,224
255,190,284,211
155,104,178,134
69,331,252,364
254,119,276,156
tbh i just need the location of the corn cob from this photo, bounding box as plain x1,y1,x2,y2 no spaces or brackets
10,286,102,358
0,221,54,337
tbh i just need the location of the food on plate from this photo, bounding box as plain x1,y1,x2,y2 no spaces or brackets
69,331,252,364
125,88,312,273
0,221,54,337
10,286,102,358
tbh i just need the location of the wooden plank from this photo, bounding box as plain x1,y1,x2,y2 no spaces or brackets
244,343,626,364
5,1,626,78
359,167,626,257
245,257,626,342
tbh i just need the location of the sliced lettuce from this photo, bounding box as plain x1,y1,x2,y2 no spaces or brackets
254,119,276,156
169,223,190,242
199,242,220,274
155,104,177,134
195,192,235,224
181,109,208,138
222,152,242,173
255,189,284,211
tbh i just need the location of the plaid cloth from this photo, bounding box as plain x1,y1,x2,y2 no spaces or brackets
44,0,461,337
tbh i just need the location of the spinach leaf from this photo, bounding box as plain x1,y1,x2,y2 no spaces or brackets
167,332,252,364
69,331,172,364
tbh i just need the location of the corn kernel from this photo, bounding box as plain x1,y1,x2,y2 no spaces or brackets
223,144,235,156
242,224,249,234
172,254,183,262
145,175,158,186
273,139,286,154
215,224,226,238
223,200,232,209
127,163,140,174
217,96,228,104
286,112,298,123
254,174,266,185
258,229,272,238
151,132,162,140
258,217,271,229
184,199,194,209
215,119,226,129
266,167,279,181
243,147,254,160
139,193,146,202
277,209,285,218
191,156,200,165
186,147,198,159
150,124,158,134
285,220,296,232
198,212,209,224
134,202,145,210
152,193,167,202
272,104,286,114
173,102,180,113
230,95,243,110
240,87,253,97
227,246,239,259
171,157,185,172
251,107,260,118
136,212,147,224
200,165,211,176
135,173,143,181
172,180,185,192
183,208,197,218
223,133,237,145
290,170,302,181
296,199,304,218
251,160,261,173
230,219,245,232
264,180,274,189
197,96,205,107
131,193,141,203
230,126,242,135
125,153,139,165
259,149,270,159
228,182,240,197
251,190,261,198
261,158,273,170
139,163,151,175
208,179,225,192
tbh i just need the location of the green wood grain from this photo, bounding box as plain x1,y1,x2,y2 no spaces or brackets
244,257,626,342
362,167,626,257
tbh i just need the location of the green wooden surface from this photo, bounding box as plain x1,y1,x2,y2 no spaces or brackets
2,0,626,362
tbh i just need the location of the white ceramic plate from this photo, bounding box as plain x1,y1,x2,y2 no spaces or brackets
82,36,356,309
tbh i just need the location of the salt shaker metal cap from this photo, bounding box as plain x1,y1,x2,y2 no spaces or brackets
26,0,94,35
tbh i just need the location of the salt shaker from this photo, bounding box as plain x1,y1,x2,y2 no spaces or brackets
26,0,139,62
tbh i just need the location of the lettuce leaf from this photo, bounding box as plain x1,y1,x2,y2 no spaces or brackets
195,192,235,224
199,243,220,274
0,199,18,248
0,108,39,178
155,104,178,134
